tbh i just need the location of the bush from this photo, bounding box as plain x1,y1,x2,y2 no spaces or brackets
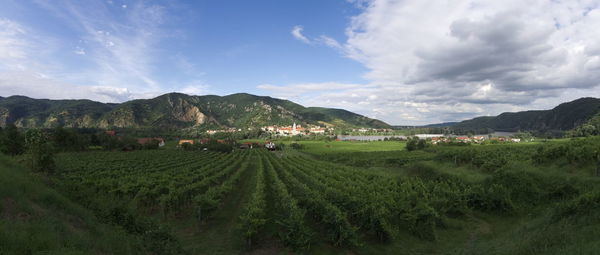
467,184,515,213
403,202,438,241
552,191,600,221
24,129,55,173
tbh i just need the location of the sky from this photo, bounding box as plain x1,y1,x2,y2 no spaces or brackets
1,0,600,125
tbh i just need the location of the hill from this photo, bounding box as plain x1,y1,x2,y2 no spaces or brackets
0,93,389,130
452,97,600,133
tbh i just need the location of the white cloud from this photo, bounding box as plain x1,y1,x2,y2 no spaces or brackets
284,0,600,124
291,25,310,44
0,19,27,61
33,1,168,92
317,35,343,50
74,47,86,55
176,80,211,96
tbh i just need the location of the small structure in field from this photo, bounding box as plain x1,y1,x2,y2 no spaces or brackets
137,138,165,147
265,142,276,151
179,139,194,145
105,130,116,136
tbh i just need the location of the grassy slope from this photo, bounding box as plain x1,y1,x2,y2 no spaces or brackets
0,155,144,254
454,97,600,132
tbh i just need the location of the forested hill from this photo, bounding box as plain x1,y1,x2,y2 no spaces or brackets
0,93,389,129
453,97,600,132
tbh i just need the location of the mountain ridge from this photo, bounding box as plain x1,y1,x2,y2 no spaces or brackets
0,93,390,130
452,97,600,133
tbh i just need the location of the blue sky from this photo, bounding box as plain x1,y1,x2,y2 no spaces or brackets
1,0,600,125
0,1,365,94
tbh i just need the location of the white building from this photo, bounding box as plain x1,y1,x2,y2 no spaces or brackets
415,134,445,139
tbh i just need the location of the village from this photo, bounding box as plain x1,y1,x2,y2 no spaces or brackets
101,126,526,154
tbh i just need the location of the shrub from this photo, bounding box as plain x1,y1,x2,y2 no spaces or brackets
552,191,600,221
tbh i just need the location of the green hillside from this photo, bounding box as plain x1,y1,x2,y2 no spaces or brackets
0,93,389,130
453,97,600,133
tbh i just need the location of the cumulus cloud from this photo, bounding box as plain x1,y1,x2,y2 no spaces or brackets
291,25,310,44
285,0,600,124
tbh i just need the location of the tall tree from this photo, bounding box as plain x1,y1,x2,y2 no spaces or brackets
25,129,55,173
1,124,25,156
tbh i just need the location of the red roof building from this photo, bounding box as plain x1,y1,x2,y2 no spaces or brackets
137,138,165,147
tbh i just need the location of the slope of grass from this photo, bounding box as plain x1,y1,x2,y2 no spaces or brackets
0,155,145,254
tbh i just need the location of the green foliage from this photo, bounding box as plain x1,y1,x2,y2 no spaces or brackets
24,129,55,173
0,154,162,254
239,157,267,247
567,111,600,137
52,127,90,152
552,190,600,221
434,145,534,172
405,137,427,151
0,124,25,156
453,97,600,134
532,137,600,166
45,136,600,253
290,142,303,150
406,137,418,151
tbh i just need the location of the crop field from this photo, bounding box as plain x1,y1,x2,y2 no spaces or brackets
46,137,600,254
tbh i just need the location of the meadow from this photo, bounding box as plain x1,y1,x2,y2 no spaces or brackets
3,137,600,254
283,140,407,154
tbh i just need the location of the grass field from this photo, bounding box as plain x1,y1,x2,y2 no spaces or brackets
284,140,406,154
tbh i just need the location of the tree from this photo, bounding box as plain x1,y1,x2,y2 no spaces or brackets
53,127,90,152
417,139,427,150
406,137,418,151
25,129,55,173
0,124,25,156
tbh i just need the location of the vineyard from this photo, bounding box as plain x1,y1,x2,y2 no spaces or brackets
54,149,469,252
48,138,600,254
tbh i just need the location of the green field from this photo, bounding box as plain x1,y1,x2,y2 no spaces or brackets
285,140,407,154
2,137,600,254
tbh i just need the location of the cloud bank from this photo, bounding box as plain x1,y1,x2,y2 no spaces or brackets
275,0,600,124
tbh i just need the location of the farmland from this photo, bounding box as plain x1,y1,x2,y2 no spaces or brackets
10,137,588,254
